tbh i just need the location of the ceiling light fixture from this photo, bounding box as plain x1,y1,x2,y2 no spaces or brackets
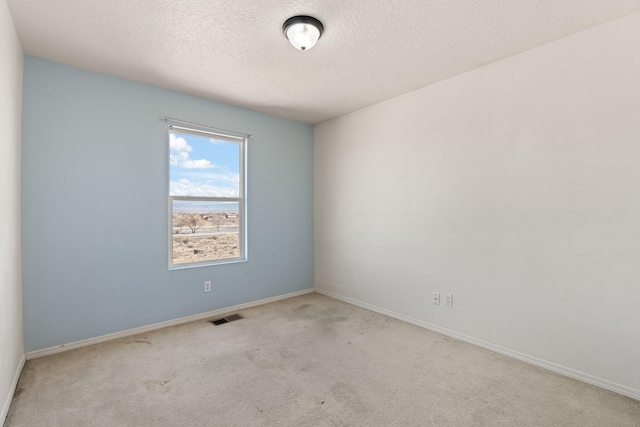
283,16,324,51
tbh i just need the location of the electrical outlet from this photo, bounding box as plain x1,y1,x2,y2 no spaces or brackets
444,293,453,307
432,292,440,305
204,281,211,292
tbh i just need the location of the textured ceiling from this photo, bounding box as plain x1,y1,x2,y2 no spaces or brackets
7,0,640,124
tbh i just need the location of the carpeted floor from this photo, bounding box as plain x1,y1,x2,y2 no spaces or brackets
5,293,640,426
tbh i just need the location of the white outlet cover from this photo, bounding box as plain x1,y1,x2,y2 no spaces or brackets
444,293,453,306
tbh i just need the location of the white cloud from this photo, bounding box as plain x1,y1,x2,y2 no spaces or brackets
181,159,215,169
170,134,217,169
183,171,239,184
170,179,239,198
170,134,192,152
170,151,189,166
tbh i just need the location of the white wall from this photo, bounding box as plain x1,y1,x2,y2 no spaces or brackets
0,0,24,423
315,12,640,399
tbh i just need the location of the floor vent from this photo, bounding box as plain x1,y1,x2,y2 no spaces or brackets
210,314,243,325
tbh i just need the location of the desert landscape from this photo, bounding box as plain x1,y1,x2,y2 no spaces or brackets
172,212,240,264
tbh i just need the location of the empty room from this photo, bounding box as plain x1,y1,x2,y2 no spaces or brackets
2,1,640,426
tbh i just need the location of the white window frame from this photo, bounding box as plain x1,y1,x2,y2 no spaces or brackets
167,121,247,269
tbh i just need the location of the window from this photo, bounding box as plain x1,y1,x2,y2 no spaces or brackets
168,121,246,268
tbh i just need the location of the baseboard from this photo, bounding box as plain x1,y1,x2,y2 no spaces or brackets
26,288,314,360
1,353,25,426
315,287,640,401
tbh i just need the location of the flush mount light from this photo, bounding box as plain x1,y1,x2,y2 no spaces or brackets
283,15,324,51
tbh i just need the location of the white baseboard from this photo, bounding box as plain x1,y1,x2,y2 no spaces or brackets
315,287,640,401
26,288,314,360
1,353,25,426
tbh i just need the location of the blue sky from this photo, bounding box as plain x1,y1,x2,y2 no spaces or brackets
169,132,240,197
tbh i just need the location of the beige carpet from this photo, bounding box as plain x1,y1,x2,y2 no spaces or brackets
5,293,640,426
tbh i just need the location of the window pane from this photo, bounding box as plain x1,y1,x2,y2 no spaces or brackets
172,200,240,264
169,133,240,197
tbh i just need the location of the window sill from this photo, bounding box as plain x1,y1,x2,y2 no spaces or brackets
169,257,247,270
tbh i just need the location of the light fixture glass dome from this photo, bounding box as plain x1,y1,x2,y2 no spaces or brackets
283,16,324,51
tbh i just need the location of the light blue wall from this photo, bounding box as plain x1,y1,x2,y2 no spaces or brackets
21,56,314,352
